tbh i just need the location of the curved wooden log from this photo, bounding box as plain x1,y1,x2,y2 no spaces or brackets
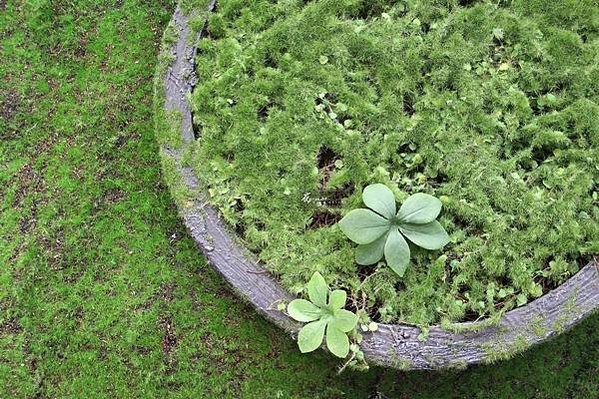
157,4,599,369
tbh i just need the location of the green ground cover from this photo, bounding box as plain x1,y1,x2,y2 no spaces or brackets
0,0,597,397
189,0,599,326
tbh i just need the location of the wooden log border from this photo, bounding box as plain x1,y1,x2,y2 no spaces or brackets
155,3,599,370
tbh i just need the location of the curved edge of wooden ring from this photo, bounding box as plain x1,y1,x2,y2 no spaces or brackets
157,4,599,370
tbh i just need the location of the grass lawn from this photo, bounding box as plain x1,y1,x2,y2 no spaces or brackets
0,0,597,397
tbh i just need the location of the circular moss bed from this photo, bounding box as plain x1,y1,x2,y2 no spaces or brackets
190,0,598,326
156,1,599,368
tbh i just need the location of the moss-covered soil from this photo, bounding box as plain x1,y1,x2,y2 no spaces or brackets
190,0,598,326
1,0,598,397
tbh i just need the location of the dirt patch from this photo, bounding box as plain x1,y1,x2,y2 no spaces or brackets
39,229,66,271
10,163,47,238
0,89,20,122
314,147,354,209
156,283,178,358
103,188,125,204
161,320,177,354
92,188,126,214
5,135,58,262
316,146,339,187
7,132,56,196
158,283,175,303
0,318,23,335
74,35,88,58
320,183,354,207
158,314,178,370
308,210,342,229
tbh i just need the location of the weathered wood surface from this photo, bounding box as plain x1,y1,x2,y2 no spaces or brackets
160,4,599,369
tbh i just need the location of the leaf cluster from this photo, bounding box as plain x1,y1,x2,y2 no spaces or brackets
339,184,449,276
287,272,358,358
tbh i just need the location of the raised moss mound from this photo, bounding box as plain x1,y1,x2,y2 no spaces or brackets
189,0,598,326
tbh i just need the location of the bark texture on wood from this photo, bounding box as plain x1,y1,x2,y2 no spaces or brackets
159,4,599,369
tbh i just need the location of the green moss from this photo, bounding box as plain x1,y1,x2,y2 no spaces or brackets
440,311,503,334
482,335,531,364
528,315,548,338
188,0,599,325
159,152,196,207
387,349,413,371
179,0,213,15
153,18,183,151
447,359,469,371
1,0,598,395
553,289,581,333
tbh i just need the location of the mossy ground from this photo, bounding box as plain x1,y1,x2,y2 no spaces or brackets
190,0,598,326
0,0,597,397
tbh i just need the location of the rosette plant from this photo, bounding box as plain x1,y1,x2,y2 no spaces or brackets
339,184,449,277
287,272,358,358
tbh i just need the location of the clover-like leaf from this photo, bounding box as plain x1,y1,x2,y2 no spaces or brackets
288,299,321,322
339,184,450,278
338,209,390,244
362,183,396,219
397,193,442,224
328,290,346,310
298,319,327,353
355,232,387,265
400,221,449,250
326,326,350,358
384,228,411,277
307,271,328,307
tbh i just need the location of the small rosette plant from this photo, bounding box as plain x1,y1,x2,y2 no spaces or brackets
339,184,449,277
287,272,358,358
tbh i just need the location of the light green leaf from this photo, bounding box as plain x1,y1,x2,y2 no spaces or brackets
397,193,442,224
338,209,390,244
384,228,411,277
307,272,328,307
400,221,449,250
362,183,396,219
330,309,358,332
355,232,387,265
298,319,326,353
326,326,350,358
328,290,346,310
287,299,321,322
516,293,528,307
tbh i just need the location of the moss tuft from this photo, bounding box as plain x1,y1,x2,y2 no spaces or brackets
482,335,531,364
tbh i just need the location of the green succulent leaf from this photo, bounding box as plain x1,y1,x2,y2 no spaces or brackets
400,221,449,250
326,325,350,358
355,232,387,265
298,319,327,353
362,183,396,219
397,193,442,224
384,228,411,277
338,209,390,245
287,299,321,322
291,272,358,358
330,309,359,333
328,290,346,310
340,186,448,278
307,271,328,307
